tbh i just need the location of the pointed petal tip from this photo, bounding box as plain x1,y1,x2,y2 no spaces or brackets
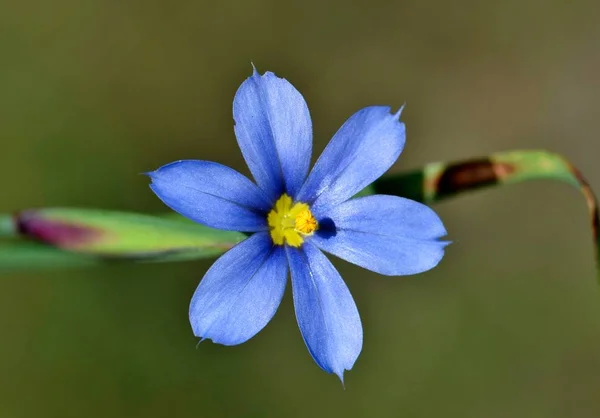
394,103,406,119
190,329,252,347
247,67,280,82
195,337,207,349
144,160,188,180
333,368,349,388
193,334,244,348
193,333,244,347
143,170,161,182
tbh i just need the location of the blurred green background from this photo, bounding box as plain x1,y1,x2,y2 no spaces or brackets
2,0,600,416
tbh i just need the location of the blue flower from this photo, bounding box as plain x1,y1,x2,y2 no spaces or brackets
148,68,448,381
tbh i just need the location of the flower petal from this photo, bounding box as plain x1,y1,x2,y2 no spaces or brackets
233,68,312,200
287,242,362,382
148,160,271,232
311,195,448,276
189,232,287,345
297,106,406,212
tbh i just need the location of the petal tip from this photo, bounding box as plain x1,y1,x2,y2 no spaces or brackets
336,371,346,387
394,103,406,119
249,68,281,82
144,171,160,182
144,160,191,181
333,367,352,387
194,333,236,347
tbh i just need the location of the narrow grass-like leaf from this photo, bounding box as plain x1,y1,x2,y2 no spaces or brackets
13,208,245,261
0,240,99,271
369,150,599,280
1,150,597,276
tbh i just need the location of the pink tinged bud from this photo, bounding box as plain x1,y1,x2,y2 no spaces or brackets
15,211,104,250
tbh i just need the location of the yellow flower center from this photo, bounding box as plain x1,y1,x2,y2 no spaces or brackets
267,194,318,247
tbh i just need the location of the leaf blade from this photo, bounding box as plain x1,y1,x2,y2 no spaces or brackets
13,208,245,260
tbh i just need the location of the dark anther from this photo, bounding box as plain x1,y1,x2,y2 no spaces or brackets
316,217,337,239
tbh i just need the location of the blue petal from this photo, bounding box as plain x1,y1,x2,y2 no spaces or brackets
287,242,362,382
148,160,271,232
311,195,448,276
233,68,312,200
297,106,406,213
189,232,287,345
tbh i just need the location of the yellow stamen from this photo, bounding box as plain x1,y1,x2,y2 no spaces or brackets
295,209,318,234
267,194,318,247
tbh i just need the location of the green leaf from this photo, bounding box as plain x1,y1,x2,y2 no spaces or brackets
0,240,99,271
12,208,245,261
368,150,599,281
1,150,597,279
